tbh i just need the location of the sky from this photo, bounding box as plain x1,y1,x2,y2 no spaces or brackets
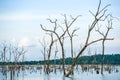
0,0,120,61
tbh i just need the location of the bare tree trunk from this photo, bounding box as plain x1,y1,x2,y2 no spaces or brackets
65,45,87,77
70,38,74,74
44,52,46,72
42,45,46,73
54,44,58,73
71,39,74,58
39,38,47,72
54,52,57,73
101,40,105,74
46,33,54,74
96,15,113,74
61,43,66,75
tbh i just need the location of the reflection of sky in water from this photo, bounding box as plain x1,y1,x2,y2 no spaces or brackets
0,65,120,80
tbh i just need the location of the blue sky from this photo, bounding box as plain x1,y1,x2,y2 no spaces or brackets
0,0,120,61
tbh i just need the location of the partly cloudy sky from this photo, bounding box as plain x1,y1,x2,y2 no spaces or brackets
0,0,120,61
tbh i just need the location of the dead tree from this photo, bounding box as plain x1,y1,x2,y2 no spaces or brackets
96,15,113,74
40,15,80,75
64,14,80,74
40,18,68,75
0,41,8,75
65,0,113,77
64,14,80,59
39,38,47,72
46,33,55,74
13,46,26,65
0,42,8,63
7,44,13,62
54,43,58,73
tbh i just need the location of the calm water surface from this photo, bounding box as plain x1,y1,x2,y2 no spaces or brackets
0,65,120,80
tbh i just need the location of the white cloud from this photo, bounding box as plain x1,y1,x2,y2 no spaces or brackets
19,37,31,47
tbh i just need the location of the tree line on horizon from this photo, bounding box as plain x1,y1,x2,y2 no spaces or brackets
0,54,119,65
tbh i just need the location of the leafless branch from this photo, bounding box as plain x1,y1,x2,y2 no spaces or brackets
88,38,114,46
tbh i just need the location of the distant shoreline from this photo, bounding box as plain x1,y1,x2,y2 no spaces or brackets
0,54,120,65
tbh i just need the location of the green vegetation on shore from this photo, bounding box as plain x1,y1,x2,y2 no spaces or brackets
0,54,120,65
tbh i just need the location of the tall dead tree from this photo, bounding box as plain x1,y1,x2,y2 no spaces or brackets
13,46,26,65
0,41,8,75
65,0,113,77
0,42,8,63
7,44,13,62
40,15,80,75
64,14,80,74
40,19,66,75
96,15,113,74
39,38,47,72
54,43,58,73
46,33,55,74
65,15,80,59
